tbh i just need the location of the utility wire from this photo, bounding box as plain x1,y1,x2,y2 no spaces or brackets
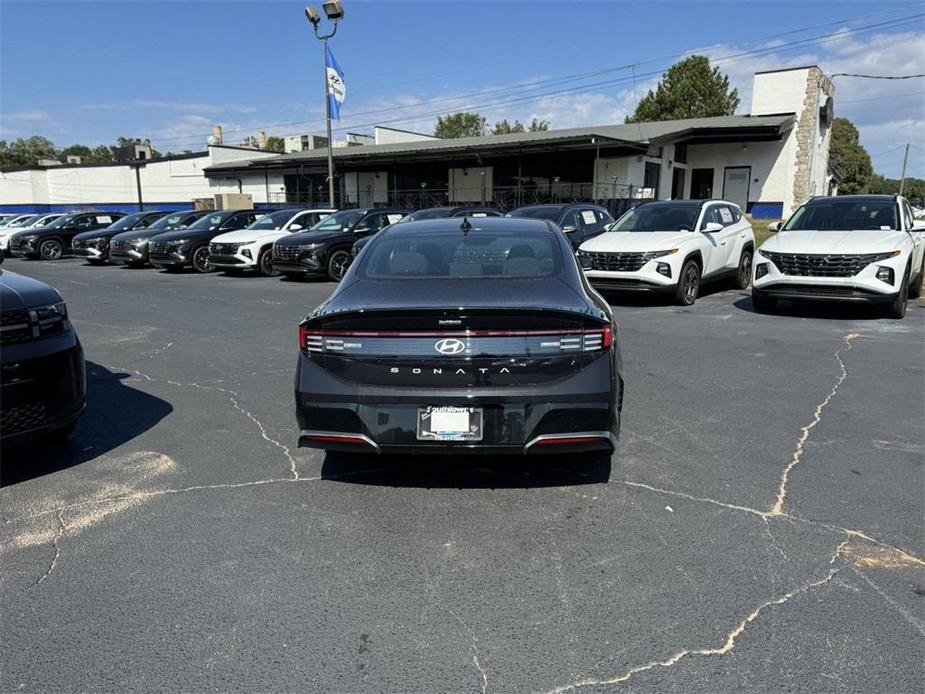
829,72,925,79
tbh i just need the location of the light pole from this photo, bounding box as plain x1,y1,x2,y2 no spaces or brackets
305,1,344,208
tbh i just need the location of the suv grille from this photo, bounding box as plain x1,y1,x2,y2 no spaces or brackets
274,245,303,261
112,239,130,251
583,251,666,272
0,309,32,346
149,241,173,255
0,402,46,436
8,236,30,250
761,252,887,277
210,242,239,255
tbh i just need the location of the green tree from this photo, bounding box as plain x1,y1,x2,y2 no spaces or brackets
528,118,550,132
626,55,739,123
265,136,285,153
492,119,525,135
91,145,114,163
434,112,487,138
868,172,925,200
829,118,872,195
0,135,58,168
58,144,113,165
113,136,162,160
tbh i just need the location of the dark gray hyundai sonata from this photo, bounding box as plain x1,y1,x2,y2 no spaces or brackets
295,216,623,456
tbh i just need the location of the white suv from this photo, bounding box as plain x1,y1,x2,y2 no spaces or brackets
577,200,755,305
209,208,335,276
753,195,925,319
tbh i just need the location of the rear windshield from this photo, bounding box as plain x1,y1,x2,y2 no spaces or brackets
399,208,453,222
360,230,561,279
610,203,700,232
783,201,899,231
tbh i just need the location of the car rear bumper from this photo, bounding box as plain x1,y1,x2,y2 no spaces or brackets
1,340,86,445
295,354,622,455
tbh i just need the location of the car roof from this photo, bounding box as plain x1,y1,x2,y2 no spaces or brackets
806,194,897,204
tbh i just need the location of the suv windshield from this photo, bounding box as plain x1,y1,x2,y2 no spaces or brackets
147,213,189,231
248,209,301,230
610,203,700,232
361,230,561,279
309,210,363,232
506,207,562,222
186,213,230,231
783,200,899,231
43,214,79,230
105,212,152,231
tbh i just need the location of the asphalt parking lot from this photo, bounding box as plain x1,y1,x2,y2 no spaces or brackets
1,256,923,693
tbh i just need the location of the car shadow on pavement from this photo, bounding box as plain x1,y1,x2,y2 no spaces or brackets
733,295,896,320
321,451,611,488
599,281,736,307
0,361,173,487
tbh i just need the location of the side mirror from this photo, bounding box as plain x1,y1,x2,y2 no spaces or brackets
288,224,303,231
354,225,370,233
767,221,782,233
701,222,723,233
561,225,577,233
912,222,925,232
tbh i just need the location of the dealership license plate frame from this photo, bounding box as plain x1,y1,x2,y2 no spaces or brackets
417,406,483,442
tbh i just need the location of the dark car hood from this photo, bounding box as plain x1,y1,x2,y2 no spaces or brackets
112,228,162,243
319,275,602,319
74,228,126,242
276,229,351,246
0,270,61,310
148,227,219,243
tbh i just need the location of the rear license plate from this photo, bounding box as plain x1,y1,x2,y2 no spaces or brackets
417,406,483,442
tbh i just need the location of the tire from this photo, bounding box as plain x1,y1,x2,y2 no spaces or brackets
191,245,214,273
886,271,909,319
674,259,700,306
909,260,924,300
326,249,351,282
734,248,753,289
39,238,64,260
752,288,776,313
258,248,280,277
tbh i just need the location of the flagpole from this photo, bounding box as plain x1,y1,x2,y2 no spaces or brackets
323,38,336,208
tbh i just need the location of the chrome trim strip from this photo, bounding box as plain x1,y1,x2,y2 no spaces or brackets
299,429,380,452
523,431,617,452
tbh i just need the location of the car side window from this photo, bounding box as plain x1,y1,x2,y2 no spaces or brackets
560,210,579,230
700,206,720,229
361,215,383,232
719,205,737,226
726,205,742,224
223,214,248,230
578,208,599,229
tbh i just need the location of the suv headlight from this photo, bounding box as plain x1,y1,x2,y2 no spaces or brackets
30,301,69,336
645,248,679,260
20,234,37,247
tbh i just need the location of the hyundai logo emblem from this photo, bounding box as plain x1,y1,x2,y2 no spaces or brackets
434,338,466,355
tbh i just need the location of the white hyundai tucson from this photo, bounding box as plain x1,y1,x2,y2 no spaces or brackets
209,207,336,276
577,199,755,305
753,195,925,319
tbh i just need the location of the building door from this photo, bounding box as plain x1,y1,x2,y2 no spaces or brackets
643,162,660,198
690,168,714,199
723,166,751,209
671,168,686,199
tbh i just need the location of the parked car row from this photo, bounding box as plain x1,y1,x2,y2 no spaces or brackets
4,194,922,319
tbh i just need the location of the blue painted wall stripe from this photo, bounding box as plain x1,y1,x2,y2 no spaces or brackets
746,201,784,219
0,202,276,214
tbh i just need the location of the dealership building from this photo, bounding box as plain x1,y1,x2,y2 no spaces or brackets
0,67,835,219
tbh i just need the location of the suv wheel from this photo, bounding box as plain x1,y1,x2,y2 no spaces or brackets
39,238,64,260
674,259,700,306
327,249,350,282
734,248,753,289
191,245,214,273
886,271,909,319
258,248,280,277
909,259,924,300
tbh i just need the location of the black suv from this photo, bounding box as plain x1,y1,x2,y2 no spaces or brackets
109,210,210,267
273,208,410,281
72,211,169,265
9,212,126,260
0,254,85,444
506,203,613,249
149,209,262,273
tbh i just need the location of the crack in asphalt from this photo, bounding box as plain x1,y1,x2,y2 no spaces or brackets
769,332,859,516
32,510,65,587
543,541,849,693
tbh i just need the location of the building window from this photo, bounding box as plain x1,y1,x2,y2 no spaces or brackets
674,143,687,164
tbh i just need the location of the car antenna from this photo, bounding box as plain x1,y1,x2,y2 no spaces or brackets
460,216,472,235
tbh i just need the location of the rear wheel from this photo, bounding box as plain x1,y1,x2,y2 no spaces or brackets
191,245,214,273
258,248,280,277
734,248,753,289
674,259,700,306
327,249,351,282
752,289,776,313
39,238,64,260
886,271,909,319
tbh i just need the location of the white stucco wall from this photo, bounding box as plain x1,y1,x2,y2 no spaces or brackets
685,140,789,206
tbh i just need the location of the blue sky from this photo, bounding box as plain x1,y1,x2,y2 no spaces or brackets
1,1,923,177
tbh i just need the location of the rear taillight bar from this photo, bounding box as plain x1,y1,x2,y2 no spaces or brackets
299,324,613,352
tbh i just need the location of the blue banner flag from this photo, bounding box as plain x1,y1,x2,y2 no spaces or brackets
325,45,345,121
